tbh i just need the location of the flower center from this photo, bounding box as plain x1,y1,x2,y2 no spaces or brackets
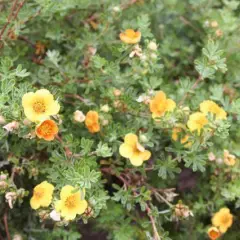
40,123,52,135
65,195,77,208
33,101,46,113
34,188,44,199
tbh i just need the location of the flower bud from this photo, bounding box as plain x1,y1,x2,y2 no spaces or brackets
0,181,8,190
148,41,157,51
113,89,122,97
174,203,193,218
3,121,19,132
31,168,39,177
211,21,218,28
13,234,23,240
5,192,17,209
139,134,148,143
208,152,216,162
0,174,7,180
73,110,86,123
50,210,61,221
113,6,121,12
215,29,223,37
101,104,110,113
23,118,31,126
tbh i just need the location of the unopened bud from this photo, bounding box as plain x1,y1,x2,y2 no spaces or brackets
211,21,218,28
0,174,7,180
3,121,19,132
0,181,8,190
113,89,122,97
148,41,157,51
73,110,86,123
101,104,110,113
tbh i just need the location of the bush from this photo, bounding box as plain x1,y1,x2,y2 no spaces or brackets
0,0,240,239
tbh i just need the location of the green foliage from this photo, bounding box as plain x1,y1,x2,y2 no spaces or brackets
0,0,239,239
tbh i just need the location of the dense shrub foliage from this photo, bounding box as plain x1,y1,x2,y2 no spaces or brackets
0,0,240,239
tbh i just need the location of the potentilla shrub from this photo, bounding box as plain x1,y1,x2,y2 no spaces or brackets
0,0,239,239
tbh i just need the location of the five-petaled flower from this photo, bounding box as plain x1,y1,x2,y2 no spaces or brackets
149,91,176,119
55,185,88,221
207,226,221,240
119,29,141,44
22,89,60,122
30,181,54,210
119,133,151,166
35,119,58,141
187,112,208,135
212,208,233,233
200,100,227,120
85,111,100,133
223,150,236,166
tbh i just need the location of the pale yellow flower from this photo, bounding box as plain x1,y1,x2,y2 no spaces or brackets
55,185,88,221
119,133,151,166
187,112,208,135
30,181,54,210
200,100,227,120
212,208,233,233
22,89,60,122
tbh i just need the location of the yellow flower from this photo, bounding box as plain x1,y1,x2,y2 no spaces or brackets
22,89,60,122
119,29,141,44
207,226,221,240
187,112,208,135
149,91,176,119
200,100,227,120
212,208,233,233
30,181,54,210
172,127,192,147
223,150,236,166
55,185,88,221
119,133,151,166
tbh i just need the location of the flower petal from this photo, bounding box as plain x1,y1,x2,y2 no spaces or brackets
124,133,138,147
119,143,134,158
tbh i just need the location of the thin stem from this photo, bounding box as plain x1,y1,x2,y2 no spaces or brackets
3,211,11,240
146,204,161,240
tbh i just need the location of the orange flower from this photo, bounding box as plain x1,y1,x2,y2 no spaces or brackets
207,227,221,240
119,29,141,44
85,111,100,133
35,120,58,141
149,91,176,119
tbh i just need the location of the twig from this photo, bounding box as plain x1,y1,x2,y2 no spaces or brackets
65,94,86,103
3,211,11,240
146,204,161,240
178,75,203,106
0,0,26,41
179,16,202,34
0,0,19,40
18,35,35,48
55,135,72,158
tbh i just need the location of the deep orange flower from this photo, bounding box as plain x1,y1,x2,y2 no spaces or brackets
85,111,100,133
119,29,141,44
35,120,58,141
207,227,221,240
